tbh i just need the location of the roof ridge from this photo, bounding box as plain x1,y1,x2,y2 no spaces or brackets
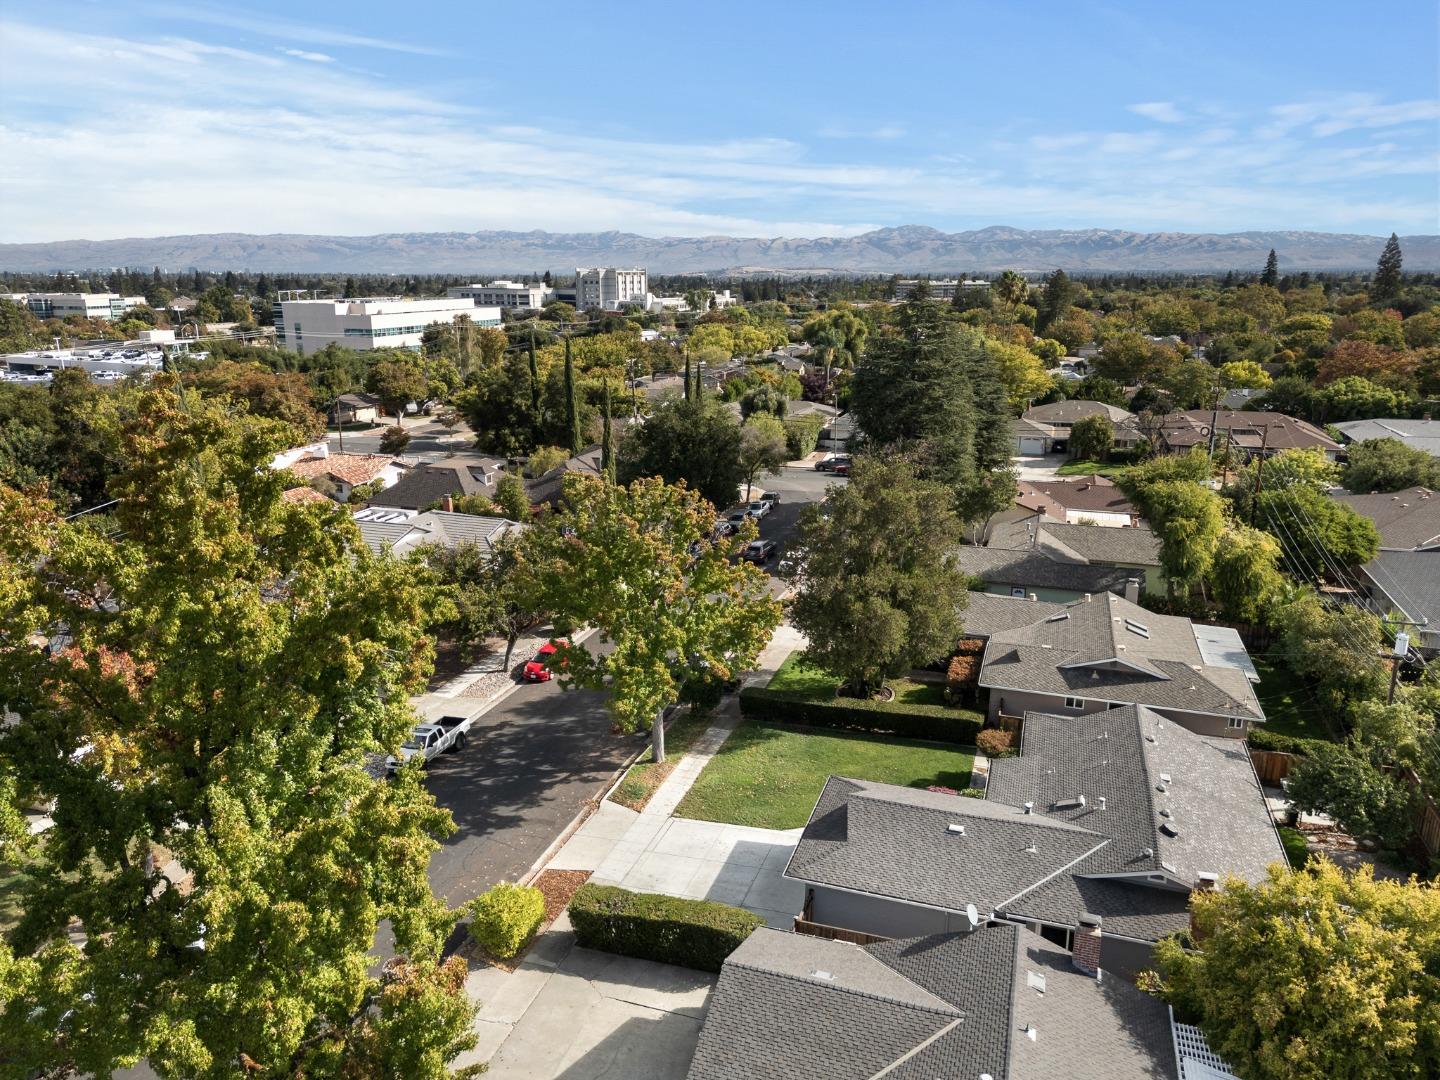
724,957,962,1019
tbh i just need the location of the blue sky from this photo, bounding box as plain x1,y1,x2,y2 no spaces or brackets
0,1,1436,242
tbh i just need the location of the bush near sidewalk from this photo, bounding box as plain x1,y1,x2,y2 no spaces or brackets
569,883,763,973
467,882,546,959
739,687,983,744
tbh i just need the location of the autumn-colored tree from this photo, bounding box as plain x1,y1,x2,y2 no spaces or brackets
1147,861,1440,1080
0,381,475,1077
514,475,780,759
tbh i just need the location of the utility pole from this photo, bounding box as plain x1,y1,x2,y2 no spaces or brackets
1388,631,1410,704
1249,423,1270,524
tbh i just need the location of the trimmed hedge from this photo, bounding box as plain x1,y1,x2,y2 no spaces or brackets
468,882,546,959
783,414,824,459
569,883,762,972
739,686,984,745
1247,728,1335,757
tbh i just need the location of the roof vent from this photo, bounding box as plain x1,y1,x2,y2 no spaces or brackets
1097,796,1106,811
1159,808,1171,818
1159,773,1172,784
1160,822,1180,837
1053,795,1087,811
1024,1024,1038,1041
1023,801,1034,814
1045,612,1069,623
1143,847,1154,858
812,969,833,981
1161,860,1180,874
947,823,966,835
1026,970,1047,994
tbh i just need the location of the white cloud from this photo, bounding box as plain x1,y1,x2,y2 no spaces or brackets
280,48,334,63
817,124,907,140
1129,101,1185,123
142,3,450,56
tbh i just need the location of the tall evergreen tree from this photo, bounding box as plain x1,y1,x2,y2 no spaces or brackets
601,382,615,481
1373,233,1403,303
1035,268,1074,333
563,336,582,455
528,329,542,423
1261,249,1279,288
683,352,693,403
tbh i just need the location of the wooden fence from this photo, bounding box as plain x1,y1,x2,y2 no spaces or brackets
1250,749,1294,786
792,917,889,946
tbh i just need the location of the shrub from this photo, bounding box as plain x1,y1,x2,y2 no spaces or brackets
379,425,411,454
1247,728,1334,757
738,687,983,745
467,882,546,959
976,728,1016,757
568,884,762,972
783,414,824,459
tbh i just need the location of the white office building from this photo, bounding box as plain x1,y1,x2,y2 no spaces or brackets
574,267,648,310
275,297,501,356
446,280,554,309
15,293,146,321
892,279,989,301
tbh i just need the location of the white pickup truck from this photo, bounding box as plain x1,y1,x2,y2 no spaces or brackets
387,714,473,772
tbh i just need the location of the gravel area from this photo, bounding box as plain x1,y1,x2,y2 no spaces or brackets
536,868,592,923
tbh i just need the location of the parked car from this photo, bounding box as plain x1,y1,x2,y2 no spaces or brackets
747,500,771,519
832,457,852,476
816,453,852,473
725,508,751,526
814,453,838,472
713,520,738,539
759,491,781,506
742,539,777,564
523,639,570,682
387,715,473,772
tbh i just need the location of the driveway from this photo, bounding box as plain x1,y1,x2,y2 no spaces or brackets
422,643,639,906
1013,451,1069,480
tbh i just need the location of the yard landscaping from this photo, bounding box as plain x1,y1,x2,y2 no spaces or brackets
1251,656,1339,744
610,707,714,811
1056,459,1131,478
674,719,974,830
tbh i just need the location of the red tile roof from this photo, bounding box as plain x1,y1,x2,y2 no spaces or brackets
286,453,393,487
282,486,332,504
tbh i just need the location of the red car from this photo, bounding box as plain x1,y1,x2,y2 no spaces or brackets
523,640,570,682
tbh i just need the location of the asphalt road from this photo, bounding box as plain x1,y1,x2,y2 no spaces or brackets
422,642,638,906
745,464,845,588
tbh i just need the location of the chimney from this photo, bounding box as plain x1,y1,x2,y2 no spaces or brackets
1083,593,1092,603
1124,578,1141,603
1027,593,1038,602
1072,914,1102,978
314,441,330,459
442,494,454,513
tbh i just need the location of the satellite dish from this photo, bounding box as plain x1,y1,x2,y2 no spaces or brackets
965,903,980,929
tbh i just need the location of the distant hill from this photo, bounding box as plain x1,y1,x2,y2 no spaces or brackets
2,225,1436,274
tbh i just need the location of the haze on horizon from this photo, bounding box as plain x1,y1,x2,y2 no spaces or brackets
0,0,1436,245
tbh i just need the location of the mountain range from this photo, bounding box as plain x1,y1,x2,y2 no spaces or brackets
2,226,1436,274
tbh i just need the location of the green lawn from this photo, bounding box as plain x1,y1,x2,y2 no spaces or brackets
675,720,974,829
0,861,31,935
1055,459,1131,478
611,707,715,812
1251,656,1338,742
767,654,840,697
889,678,948,707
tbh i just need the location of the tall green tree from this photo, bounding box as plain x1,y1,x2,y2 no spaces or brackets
1260,248,1279,288
1146,861,1440,1080
514,475,780,760
564,335,582,455
1035,268,1074,334
1372,232,1403,303
1255,484,1380,579
1142,480,1226,595
618,399,744,510
528,329,542,427
1208,524,1285,624
738,415,789,500
601,382,615,482
1341,437,1440,494
0,383,475,1078
786,455,970,695
1067,414,1114,461
365,357,429,418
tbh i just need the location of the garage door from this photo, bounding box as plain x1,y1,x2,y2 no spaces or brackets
1019,437,1046,455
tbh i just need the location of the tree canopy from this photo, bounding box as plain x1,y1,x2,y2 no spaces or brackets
617,399,744,510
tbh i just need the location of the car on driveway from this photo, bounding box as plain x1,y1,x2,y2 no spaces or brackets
742,539,777,564
523,640,569,682
724,508,751,526
747,500,771,519
759,491,780,507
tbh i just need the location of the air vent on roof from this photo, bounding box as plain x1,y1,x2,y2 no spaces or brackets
1159,808,1171,818
1159,773,1172,784
811,969,833,981
1024,1025,1037,1041
1045,612,1069,623
947,823,966,835
1161,860,1180,874
1124,619,1150,638
1026,970,1046,994
1160,822,1180,837
1053,795,1087,811
1023,801,1034,814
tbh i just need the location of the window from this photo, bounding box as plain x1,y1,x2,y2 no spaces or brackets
1227,717,1246,730
1011,587,1026,598
1064,697,1085,710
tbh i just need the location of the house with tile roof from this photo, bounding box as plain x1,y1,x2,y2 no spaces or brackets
976,591,1264,738
686,922,1179,1080
986,518,1165,596
1332,485,1440,655
271,441,406,503
782,704,1282,982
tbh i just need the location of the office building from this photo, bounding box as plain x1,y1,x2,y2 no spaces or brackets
574,267,648,310
274,297,500,355
16,293,146,321
446,281,554,309
892,279,989,301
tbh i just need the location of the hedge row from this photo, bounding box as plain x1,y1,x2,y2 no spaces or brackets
1247,727,1336,757
738,687,984,745
569,883,762,972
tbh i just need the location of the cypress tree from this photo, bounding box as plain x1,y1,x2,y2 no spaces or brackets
601,382,615,482
564,335,582,456
684,352,692,402
1261,249,1279,288
1373,233,1403,302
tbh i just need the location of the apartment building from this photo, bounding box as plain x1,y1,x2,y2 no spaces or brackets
574,267,648,310
446,280,554,309
274,296,500,355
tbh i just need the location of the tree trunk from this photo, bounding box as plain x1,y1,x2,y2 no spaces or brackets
652,707,666,764
503,628,518,670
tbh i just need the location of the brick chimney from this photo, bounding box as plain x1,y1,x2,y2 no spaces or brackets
1072,913,1102,979
442,494,454,513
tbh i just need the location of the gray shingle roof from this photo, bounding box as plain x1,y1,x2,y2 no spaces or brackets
995,519,1163,567
1160,410,1339,453
687,924,1178,1080
355,519,415,554
1023,400,1135,425
1020,476,1137,518
958,545,1135,595
978,593,1264,722
961,592,1069,638
1361,550,1440,633
1335,418,1440,457
785,778,1107,915
1332,487,1440,550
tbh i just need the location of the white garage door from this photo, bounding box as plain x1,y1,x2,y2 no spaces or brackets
1019,437,1046,455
